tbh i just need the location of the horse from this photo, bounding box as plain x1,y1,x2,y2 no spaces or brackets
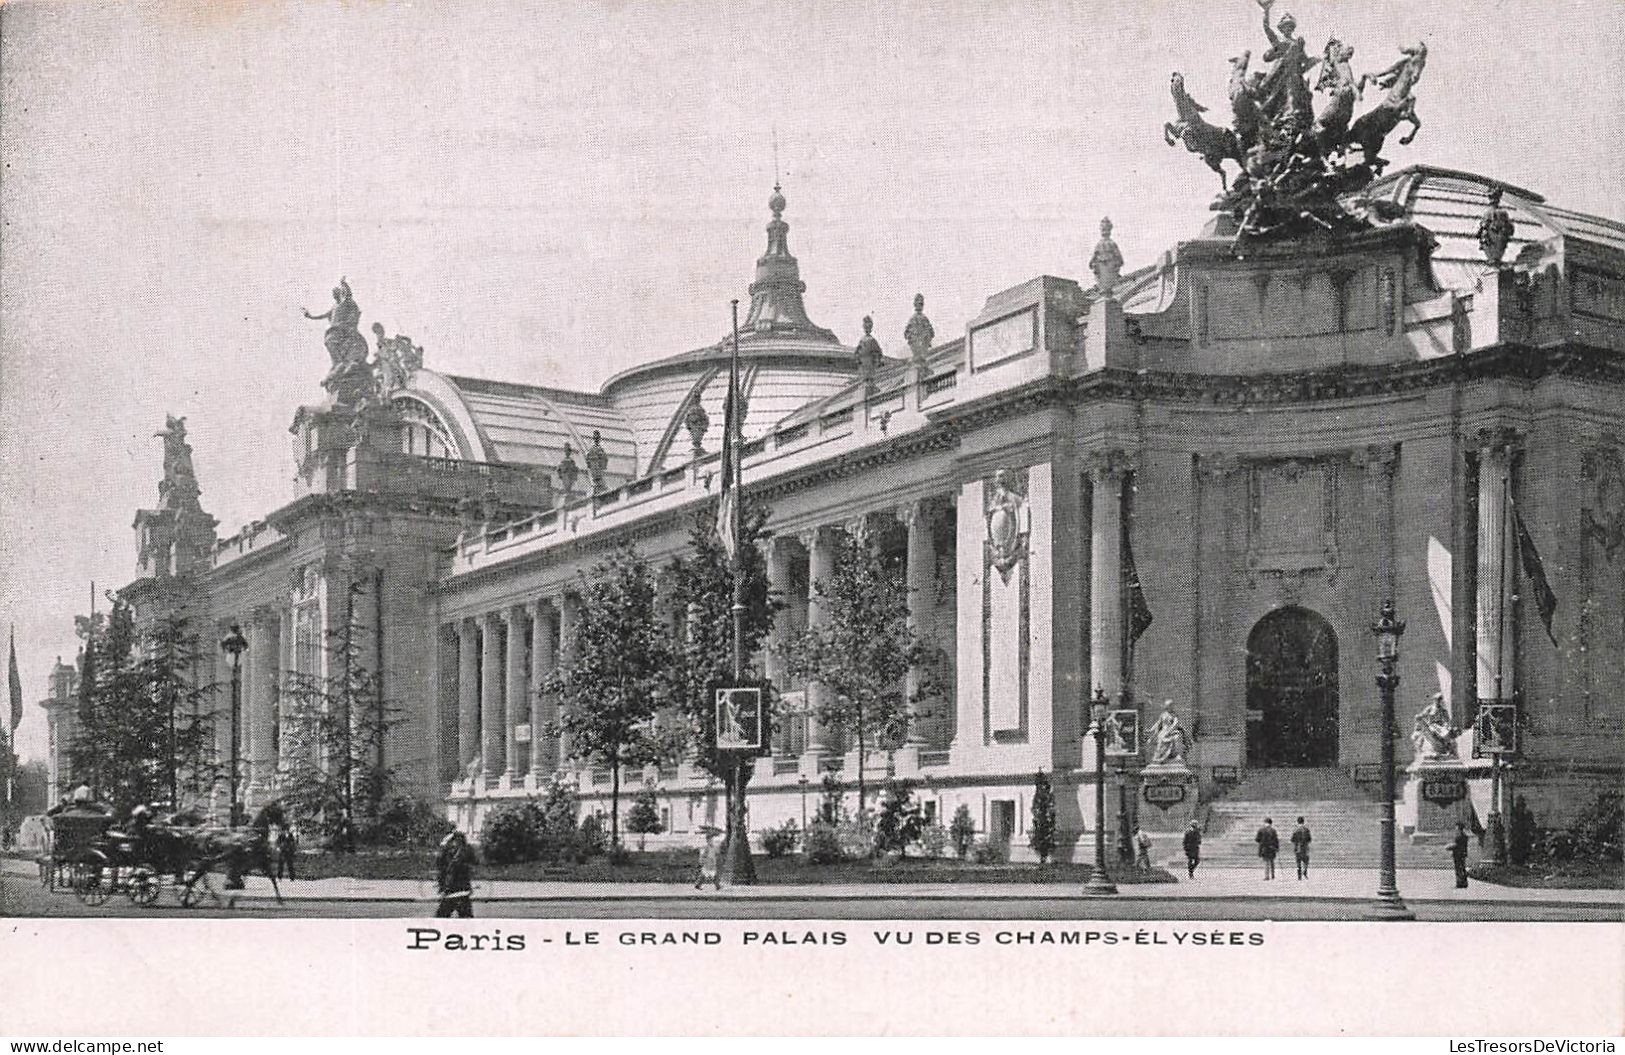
1166,73,1242,190
170,803,285,907
1349,43,1425,173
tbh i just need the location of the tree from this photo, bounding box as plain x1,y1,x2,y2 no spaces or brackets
781,524,940,815
544,544,670,849
1029,770,1058,864
663,496,780,884
279,579,401,846
68,601,218,816
950,803,977,859
626,785,664,850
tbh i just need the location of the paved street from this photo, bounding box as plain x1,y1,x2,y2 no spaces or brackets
5,856,1619,921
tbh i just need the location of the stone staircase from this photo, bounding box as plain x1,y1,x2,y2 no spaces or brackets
1183,767,1454,869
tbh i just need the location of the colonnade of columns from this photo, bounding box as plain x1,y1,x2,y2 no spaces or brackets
448,594,575,790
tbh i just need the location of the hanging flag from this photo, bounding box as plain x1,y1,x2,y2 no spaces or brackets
715,316,742,566
1513,501,1559,646
1124,533,1154,644
7,627,22,733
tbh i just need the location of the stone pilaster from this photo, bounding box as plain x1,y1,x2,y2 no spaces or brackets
248,606,279,792
1085,449,1136,705
1475,428,1522,703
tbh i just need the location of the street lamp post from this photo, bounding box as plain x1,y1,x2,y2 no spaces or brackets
798,774,808,831
221,623,248,826
1367,601,1414,921
1084,688,1118,896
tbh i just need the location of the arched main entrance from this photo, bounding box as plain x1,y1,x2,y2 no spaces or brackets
1245,607,1339,767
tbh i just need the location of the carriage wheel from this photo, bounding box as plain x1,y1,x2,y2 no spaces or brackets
74,859,111,907
39,858,52,890
179,869,212,908
127,868,162,907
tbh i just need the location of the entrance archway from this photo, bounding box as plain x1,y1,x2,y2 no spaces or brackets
1245,607,1339,767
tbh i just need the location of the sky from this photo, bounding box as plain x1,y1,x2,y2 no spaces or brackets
1,0,1621,763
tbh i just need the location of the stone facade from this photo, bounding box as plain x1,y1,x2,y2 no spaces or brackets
113,170,1624,857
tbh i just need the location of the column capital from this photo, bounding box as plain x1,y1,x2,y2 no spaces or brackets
894,495,944,528
797,525,830,551
1349,442,1400,477
1472,425,1525,458
1194,451,1245,479
1083,447,1138,481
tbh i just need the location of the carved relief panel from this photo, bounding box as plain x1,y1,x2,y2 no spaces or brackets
982,467,1030,740
1247,459,1339,577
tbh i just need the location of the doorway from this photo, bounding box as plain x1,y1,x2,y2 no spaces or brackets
1245,606,1340,767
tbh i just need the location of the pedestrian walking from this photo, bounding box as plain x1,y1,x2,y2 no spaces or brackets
1290,816,1312,880
695,825,722,890
1256,817,1279,880
1451,821,1471,889
1133,825,1153,870
435,830,475,918
1182,820,1202,878
275,824,298,880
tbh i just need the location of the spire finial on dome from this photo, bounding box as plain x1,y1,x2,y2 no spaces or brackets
769,181,786,220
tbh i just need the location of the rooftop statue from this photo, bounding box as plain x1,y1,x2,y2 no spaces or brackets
372,322,424,395
1162,2,1430,240
855,315,883,377
903,293,935,365
1089,217,1125,295
155,413,202,510
1477,186,1516,267
302,277,374,407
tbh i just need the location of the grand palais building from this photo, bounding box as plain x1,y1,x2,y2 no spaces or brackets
42,155,1625,860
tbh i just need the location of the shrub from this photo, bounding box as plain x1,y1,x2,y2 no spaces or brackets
607,843,633,866
579,814,608,858
874,780,924,857
949,804,977,859
971,837,1009,865
804,820,843,865
761,819,799,858
921,822,948,859
480,803,544,865
1029,771,1058,864
626,786,664,850
534,779,582,861
1571,790,1623,862
818,773,845,824
837,812,876,859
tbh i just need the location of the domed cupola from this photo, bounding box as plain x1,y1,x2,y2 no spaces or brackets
740,183,839,343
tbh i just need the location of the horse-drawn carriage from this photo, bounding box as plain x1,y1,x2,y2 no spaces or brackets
39,805,285,909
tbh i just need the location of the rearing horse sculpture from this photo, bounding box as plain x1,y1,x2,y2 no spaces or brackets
1165,72,1243,189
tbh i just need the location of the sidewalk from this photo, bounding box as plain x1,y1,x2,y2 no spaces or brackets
9,855,1617,907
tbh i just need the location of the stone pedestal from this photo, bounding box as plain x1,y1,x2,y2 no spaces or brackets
1404,758,1471,843
1137,763,1198,833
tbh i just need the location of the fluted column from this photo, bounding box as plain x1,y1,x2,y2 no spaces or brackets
801,527,834,762
248,607,278,791
1087,450,1134,703
1476,429,1520,702
480,612,503,782
900,499,937,746
529,599,557,780
500,605,526,786
557,592,581,770
457,617,479,778
276,605,293,773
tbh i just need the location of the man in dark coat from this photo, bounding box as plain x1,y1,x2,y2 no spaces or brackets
1256,817,1279,879
1182,821,1203,878
436,831,475,918
1451,822,1471,888
1290,817,1312,879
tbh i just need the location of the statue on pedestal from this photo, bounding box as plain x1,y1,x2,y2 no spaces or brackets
1477,187,1516,267
903,293,935,366
1089,218,1125,295
1410,692,1460,762
1147,701,1189,766
303,278,374,407
854,315,883,378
